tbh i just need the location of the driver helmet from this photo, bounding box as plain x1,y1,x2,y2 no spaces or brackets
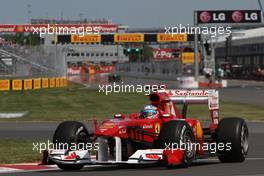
140,105,158,119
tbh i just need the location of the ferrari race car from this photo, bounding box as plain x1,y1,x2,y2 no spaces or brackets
46,89,249,170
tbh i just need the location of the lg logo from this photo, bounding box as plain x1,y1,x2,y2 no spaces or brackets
232,11,243,22
200,11,211,23
232,11,259,22
199,11,226,23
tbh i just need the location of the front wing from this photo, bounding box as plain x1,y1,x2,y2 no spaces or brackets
49,149,165,165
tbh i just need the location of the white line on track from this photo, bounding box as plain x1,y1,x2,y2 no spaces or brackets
234,174,263,176
0,167,23,173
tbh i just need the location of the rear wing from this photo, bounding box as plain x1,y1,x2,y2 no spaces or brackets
158,89,219,110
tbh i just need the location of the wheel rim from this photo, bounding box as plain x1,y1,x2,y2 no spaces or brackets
182,131,195,158
241,124,249,156
77,131,88,143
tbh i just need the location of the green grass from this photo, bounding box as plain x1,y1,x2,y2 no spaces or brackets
0,82,263,121
0,139,42,164
0,83,148,121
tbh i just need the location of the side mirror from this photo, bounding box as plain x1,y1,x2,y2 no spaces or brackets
161,114,171,118
114,113,126,119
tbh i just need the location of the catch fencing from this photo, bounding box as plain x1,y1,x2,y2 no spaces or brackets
0,44,66,78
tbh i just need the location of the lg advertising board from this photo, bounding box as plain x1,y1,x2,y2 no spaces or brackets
197,10,262,24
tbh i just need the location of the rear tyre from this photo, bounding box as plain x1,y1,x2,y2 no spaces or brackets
53,121,90,170
217,117,249,163
156,120,195,168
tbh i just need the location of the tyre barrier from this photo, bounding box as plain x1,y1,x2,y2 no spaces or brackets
0,77,68,91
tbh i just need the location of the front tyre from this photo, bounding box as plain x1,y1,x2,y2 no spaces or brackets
217,117,249,162
57,164,84,171
53,121,90,171
53,121,90,146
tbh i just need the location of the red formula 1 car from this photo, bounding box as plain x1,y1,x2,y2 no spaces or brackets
47,89,249,170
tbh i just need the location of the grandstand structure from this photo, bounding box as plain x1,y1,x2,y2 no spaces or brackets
215,27,264,67
39,18,129,67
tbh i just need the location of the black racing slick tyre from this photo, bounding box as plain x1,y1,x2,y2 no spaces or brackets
57,164,84,171
53,121,90,171
216,117,249,163
156,120,195,168
53,121,90,145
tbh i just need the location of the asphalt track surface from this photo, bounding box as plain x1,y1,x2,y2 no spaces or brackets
0,86,264,175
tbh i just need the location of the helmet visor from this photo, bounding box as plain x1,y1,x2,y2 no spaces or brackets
140,109,157,118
